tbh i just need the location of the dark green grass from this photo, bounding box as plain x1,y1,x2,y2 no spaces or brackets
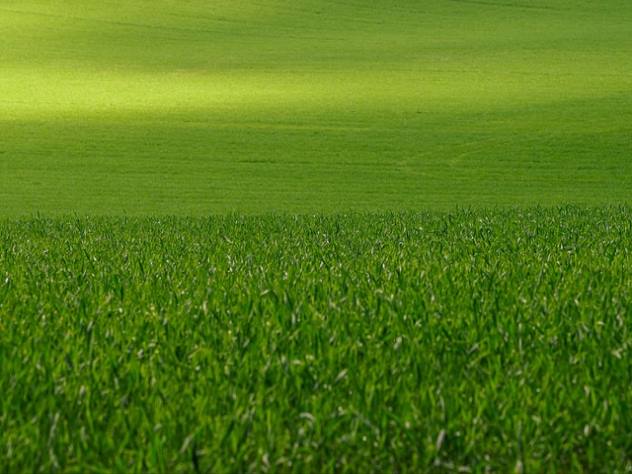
1,208,631,472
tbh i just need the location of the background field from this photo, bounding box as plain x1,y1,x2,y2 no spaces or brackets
2,0,632,214
1,209,631,472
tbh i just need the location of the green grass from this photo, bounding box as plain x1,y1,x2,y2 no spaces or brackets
2,2,632,472
1,208,631,472
2,0,632,214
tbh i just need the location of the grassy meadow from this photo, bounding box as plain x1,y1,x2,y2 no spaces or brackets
1,209,632,472
1,1,632,472
1,0,632,214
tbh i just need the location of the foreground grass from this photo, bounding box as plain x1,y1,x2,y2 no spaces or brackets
1,208,631,472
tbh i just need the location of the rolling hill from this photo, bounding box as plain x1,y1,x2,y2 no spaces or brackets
1,0,631,214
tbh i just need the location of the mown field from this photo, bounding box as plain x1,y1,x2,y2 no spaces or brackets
1,208,631,472
1,0,632,214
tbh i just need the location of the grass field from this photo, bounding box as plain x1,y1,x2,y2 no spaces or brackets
2,0,632,214
2,1,632,472
1,209,631,472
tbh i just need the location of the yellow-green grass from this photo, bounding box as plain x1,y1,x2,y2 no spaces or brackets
2,0,631,214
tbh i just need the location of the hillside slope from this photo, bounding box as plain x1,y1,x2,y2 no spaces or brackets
1,1,631,214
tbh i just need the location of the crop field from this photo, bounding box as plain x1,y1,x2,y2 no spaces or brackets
1,0,632,214
2,0,632,473
1,209,631,472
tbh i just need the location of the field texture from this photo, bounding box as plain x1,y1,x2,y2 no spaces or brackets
2,0,632,214
2,1,632,472
1,208,631,472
